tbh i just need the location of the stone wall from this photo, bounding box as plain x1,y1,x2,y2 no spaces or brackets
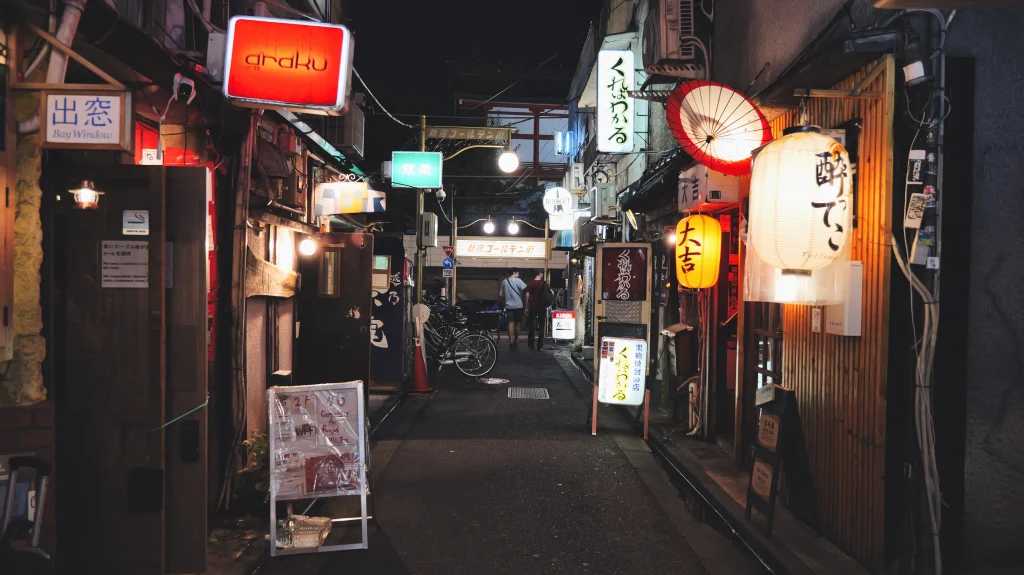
0,65,47,405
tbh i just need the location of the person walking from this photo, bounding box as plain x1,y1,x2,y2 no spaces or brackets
524,271,554,351
499,269,527,349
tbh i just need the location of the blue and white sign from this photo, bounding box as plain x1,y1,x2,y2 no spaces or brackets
442,257,454,269
43,91,133,153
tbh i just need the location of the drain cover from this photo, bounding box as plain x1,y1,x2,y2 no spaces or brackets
479,378,510,385
508,387,550,400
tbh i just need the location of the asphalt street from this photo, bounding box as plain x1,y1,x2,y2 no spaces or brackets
255,346,763,575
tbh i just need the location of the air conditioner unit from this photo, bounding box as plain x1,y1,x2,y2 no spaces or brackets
324,94,365,159
642,0,712,79
571,163,585,191
677,164,740,213
592,183,619,219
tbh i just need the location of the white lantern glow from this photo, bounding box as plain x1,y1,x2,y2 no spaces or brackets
748,126,853,273
498,150,519,173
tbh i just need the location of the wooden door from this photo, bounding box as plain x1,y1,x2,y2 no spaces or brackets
164,167,209,573
56,164,166,572
295,233,373,395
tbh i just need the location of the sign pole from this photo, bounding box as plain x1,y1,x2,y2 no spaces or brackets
543,219,550,283
452,216,458,302
416,115,426,304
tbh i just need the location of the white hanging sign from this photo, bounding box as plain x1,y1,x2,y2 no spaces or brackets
549,213,575,231
597,50,635,154
597,337,647,406
542,187,573,215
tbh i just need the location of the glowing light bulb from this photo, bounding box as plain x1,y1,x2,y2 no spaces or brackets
667,233,678,245
483,220,495,234
498,150,519,173
507,220,520,235
299,238,317,256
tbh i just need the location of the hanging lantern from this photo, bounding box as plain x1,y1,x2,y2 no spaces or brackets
748,126,853,273
675,214,722,289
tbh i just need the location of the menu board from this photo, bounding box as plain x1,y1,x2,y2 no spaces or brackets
268,382,365,500
596,337,648,406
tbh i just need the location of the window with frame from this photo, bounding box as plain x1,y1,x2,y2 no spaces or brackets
319,249,340,297
372,255,391,291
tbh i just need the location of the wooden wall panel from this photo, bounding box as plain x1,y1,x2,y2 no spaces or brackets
773,57,895,568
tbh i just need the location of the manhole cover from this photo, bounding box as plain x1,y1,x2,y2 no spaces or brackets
479,378,510,385
690,447,727,460
508,387,550,400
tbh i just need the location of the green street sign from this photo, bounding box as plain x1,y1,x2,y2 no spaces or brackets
392,151,443,188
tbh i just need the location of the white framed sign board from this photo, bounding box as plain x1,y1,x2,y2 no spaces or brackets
268,381,368,556
597,337,648,406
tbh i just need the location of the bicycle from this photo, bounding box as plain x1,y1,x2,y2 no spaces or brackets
421,296,498,377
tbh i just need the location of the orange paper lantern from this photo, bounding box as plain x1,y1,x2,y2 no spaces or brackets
675,214,722,289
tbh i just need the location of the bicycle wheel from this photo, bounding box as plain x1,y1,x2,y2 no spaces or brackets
452,333,497,377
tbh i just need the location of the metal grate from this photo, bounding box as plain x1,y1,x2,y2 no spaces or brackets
604,300,643,323
507,387,550,400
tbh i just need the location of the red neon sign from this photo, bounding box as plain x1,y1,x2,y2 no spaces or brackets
223,17,353,111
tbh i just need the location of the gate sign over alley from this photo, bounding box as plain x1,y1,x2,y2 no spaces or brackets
391,152,443,188
223,17,355,112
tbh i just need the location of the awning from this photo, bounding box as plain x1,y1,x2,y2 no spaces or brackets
618,150,691,213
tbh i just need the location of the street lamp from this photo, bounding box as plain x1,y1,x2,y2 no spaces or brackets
483,218,495,234
498,149,519,173
507,218,520,235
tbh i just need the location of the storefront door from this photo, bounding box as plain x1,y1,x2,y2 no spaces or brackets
294,233,374,400
52,164,209,573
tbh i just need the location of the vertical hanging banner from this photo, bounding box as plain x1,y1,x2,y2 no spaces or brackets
597,50,635,154
601,247,647,301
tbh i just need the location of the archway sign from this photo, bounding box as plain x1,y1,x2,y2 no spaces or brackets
543,187,573,215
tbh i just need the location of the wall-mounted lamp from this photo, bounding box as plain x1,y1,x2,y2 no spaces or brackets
483,217,495,234
298,237,317,256
70,180,103,209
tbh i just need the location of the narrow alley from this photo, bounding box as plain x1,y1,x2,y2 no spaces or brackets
252,347,765,575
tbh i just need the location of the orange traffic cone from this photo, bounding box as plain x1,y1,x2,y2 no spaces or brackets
409,337,435,394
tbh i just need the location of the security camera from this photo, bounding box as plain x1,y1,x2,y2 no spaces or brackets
173,73,196,106
435,189,447,202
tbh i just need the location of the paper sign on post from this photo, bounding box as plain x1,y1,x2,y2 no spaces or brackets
101,241,149,288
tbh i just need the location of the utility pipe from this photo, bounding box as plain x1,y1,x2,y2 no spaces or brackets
17,0,87,135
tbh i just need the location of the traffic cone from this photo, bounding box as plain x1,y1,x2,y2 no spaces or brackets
409,336,435,394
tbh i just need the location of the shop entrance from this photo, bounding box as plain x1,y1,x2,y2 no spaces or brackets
294,232,374,399
50,164,209,573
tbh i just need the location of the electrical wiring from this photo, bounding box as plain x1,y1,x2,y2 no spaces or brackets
353,68,416,129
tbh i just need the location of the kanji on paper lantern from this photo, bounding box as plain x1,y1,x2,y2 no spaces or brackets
748,126,853,272
676,214,722,289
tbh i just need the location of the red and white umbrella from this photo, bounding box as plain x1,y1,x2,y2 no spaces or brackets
666,80,772,176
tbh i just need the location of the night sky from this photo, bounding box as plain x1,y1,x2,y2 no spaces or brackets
344,0,602,171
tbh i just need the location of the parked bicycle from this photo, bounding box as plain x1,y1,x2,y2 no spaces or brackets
421,295,498,377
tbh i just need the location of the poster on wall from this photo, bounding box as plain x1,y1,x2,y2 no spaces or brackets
596,337,648,406
601,247,647,301
268,382,365,500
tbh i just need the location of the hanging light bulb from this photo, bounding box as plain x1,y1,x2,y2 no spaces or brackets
483,218,495,234
507,219,520,235
299,237,317,256
498,149,519,173
70,180,103,210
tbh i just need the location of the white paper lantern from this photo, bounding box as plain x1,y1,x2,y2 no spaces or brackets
748,126,853,273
